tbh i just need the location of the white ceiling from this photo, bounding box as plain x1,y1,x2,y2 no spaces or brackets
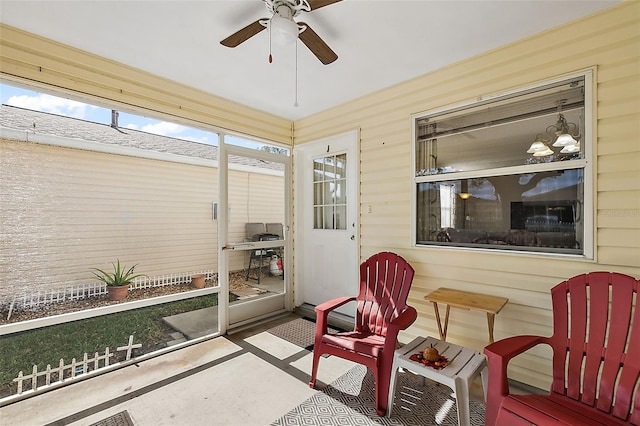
0,0,618,121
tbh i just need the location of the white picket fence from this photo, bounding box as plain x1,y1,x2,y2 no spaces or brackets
11,282,106,310
9,270,217,313
12,335,142,395
130,270,215,291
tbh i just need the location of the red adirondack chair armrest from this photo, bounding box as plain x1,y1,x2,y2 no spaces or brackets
485,335,549,363
315,296,356,315
484,335,549,391
484,335,550,423
314,296,356,334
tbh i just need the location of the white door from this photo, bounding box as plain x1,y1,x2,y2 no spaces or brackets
294,130,359,316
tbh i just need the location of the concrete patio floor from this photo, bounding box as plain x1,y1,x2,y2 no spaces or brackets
1,312,491,425
0,314,359,426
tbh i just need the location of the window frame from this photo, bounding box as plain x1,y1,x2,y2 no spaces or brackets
411,70,594,259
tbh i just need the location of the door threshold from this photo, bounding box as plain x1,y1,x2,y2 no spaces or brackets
295,303,354,331
227,310,290,335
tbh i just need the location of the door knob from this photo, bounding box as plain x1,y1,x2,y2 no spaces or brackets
350,235,355,240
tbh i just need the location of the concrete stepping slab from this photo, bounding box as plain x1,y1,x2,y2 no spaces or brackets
163,306,219,340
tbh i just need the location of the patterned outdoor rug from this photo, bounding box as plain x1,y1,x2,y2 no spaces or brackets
267,317,339,351
89,410,134,426
271,364,486,426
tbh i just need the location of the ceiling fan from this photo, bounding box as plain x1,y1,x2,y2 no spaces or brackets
220,0,341,65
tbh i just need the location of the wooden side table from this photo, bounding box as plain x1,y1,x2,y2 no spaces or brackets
387,336,488,426
425,287,508,343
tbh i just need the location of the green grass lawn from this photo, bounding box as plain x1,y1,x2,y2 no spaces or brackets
0,294,223,398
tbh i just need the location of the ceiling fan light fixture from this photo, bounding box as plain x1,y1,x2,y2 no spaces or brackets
220,0,340,65
270,10,299,45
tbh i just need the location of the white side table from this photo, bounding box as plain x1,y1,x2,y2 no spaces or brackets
387,336,488,426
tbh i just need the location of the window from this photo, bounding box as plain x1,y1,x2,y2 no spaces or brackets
413,73,592,256
313,154,347,230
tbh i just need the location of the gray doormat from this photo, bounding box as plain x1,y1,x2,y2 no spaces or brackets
267,317,339,350
89,410,134,426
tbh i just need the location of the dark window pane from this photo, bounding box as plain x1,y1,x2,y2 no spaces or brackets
417,169,583,254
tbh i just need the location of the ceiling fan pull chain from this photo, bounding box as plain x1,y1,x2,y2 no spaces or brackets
294,41,299,107
268,18,273,63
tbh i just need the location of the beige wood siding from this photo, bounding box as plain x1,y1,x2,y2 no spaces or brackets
294,2,639,390
0,24,292,145
0,137,284,303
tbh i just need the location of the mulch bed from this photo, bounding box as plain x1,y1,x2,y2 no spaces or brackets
0,272,255,325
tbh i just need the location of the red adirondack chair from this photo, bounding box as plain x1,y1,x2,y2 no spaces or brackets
484,272,640,425
309,251,417,416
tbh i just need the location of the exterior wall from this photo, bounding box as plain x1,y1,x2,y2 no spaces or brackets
0,136,284,305
227,166,287,249
294,2,639,390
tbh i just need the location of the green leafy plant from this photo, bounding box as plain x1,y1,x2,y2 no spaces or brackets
91,259,147,287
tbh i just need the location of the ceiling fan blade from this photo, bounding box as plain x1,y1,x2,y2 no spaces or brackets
308,0,342,10
220,20,266,48
298,22,338,65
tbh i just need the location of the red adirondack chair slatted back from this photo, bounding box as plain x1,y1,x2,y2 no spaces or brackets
549,271,640,422
356,252,415,337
